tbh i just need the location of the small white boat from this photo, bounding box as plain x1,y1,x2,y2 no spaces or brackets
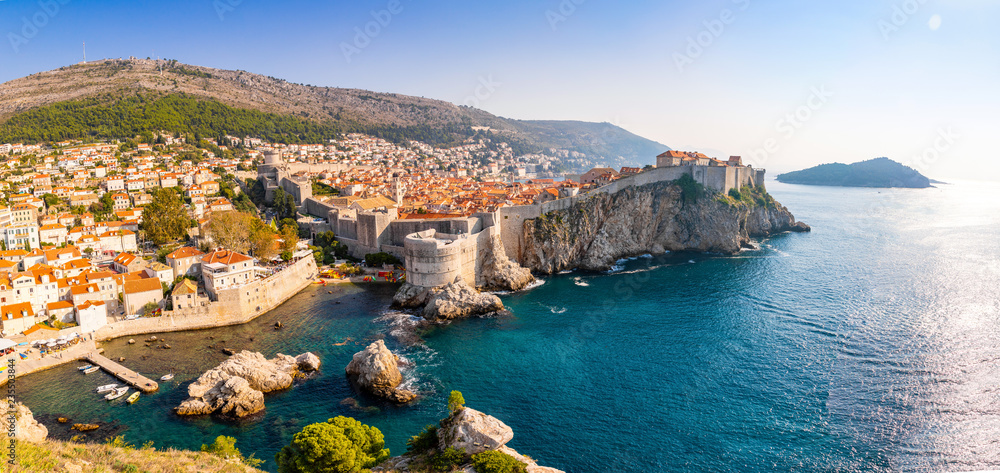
160,373,174,381
126,392,140,404
96,384,119,393
78,365,93,371
105,387,129,401
83,366,100,374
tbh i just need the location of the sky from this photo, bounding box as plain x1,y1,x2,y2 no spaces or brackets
0,0,997,181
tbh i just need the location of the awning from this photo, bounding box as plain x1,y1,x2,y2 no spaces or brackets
0,339,15,351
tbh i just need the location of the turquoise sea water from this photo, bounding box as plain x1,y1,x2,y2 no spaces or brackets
15,180,1000,472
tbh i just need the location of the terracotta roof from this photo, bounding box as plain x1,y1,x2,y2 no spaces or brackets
166,247,203,260
123,277,162,295
78,300,105,310
46,300,74,311
172,279,198,296
201,250,252,266
1,302,33,319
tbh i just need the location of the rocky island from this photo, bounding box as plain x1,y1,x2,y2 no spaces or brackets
346,340,417,403
776,157,932,188
175,350,320,418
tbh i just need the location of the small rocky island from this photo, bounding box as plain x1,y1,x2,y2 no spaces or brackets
176,350,320,418
376,405,564,473
346,340,416,403
776,157,931,188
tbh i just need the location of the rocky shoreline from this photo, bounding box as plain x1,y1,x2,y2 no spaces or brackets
521,180,810,273
175,350,320,418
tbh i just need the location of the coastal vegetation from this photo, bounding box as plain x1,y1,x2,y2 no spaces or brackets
715,183,778,209
673,173,706,203
275,416,389,473
205,211,278,260
10,437,264,473
776,157,931,188
471,451,527,473
202,435,265,468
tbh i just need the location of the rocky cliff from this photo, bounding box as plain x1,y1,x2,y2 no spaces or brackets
13,402,48,443
345,340,416,403
522,180,809,273
176,350,319,417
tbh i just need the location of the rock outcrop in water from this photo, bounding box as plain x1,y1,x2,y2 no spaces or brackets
375,406,564,473
345,340,416,403
393,278,506,321
176,350,319,417
13,403,47,443
522,180,809,273
478,232,535,291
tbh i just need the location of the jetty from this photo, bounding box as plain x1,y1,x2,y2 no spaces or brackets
84,352,159,393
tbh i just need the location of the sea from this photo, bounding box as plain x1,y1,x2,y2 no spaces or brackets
15,180,1000,472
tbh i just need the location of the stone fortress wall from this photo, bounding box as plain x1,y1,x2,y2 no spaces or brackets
90,256,318,341
304,164,765,286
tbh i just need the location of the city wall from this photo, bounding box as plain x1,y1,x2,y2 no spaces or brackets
90,256,317,341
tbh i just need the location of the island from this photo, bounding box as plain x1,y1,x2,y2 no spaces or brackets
776,157,932,188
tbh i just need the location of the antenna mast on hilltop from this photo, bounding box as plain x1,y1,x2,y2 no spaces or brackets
82,42,86,63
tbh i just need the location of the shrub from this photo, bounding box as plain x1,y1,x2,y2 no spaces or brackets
447,391,465,414
405,425,439,455
276,416,389,473
471,451,527,473
364,252,401,267
431,447,467,472
201,435,264,468
674,173,705,203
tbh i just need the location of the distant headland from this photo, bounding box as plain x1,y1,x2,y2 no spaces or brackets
776,157,932,188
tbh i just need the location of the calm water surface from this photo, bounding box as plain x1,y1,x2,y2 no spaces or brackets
17,180,1000,472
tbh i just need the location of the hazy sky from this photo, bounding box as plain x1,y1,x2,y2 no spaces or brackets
1,0,997,180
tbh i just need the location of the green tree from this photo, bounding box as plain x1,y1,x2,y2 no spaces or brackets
275,416,389,473
42,193,59,207
142,188,189,245
448,391,465,414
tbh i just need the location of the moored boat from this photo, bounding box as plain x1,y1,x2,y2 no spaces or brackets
78,365,93,371
160,373,174,381
126,392,140,404
104,387,129,401
96,384,118,393
83,366,100,374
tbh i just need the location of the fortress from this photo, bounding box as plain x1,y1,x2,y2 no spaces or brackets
257,150,314,205
304,151,767,291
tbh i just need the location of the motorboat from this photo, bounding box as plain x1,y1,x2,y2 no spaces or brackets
96,384,118,393
78,365,93,371
126,392,140,404
104,387,129,401
160,373,174,381
83,366,100,374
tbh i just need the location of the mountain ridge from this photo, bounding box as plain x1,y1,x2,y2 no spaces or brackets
0,59,669,167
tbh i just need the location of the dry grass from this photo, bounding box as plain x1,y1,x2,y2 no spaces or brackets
3,439,266,473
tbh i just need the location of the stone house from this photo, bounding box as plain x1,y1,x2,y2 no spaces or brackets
201,250,254,300
123,278,164,316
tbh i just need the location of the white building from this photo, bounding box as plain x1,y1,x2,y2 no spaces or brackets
201,249,254,300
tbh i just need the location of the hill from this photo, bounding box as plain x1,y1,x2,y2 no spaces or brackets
776,157,932,188
0,59,668,167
